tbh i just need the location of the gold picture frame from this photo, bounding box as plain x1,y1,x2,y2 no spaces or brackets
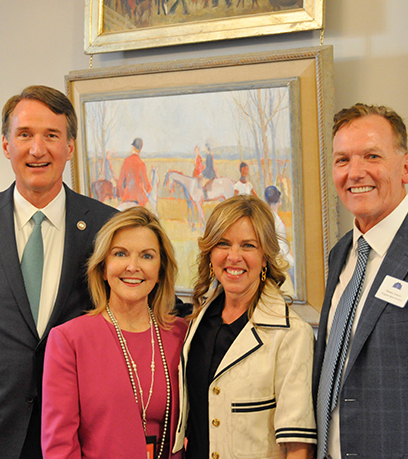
66,46,336,316
85,0,325,53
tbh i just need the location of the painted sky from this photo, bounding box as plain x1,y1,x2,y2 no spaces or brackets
84,86,292,157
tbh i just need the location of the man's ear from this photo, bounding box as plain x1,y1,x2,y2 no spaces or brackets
2,135,11,160
402,153,408,185
67,138,75,161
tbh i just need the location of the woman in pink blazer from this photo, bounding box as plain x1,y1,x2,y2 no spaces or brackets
42,207,187,459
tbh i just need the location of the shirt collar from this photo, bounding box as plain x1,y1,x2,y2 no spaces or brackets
353,194,408,257
14,186,66,231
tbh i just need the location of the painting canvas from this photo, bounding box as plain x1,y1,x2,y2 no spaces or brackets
85,0,324,52
67,47,336,314
103,0,303,30
82,81,303,297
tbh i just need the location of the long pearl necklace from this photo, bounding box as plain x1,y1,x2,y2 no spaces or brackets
106,304,170,459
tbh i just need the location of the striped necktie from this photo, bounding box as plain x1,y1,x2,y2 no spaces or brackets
316,236,371,459
21,211,46,325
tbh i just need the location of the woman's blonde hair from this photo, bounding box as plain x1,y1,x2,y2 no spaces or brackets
87,207,177,327
192,195,287,318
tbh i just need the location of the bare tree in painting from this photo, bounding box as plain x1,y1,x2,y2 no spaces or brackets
85,101,118,180
232,88,287,191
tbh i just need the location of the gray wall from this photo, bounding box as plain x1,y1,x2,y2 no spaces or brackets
1,0,407,237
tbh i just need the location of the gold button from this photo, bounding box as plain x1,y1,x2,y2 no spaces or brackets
213,386,220,395
77,221,86,231
211,453,219,459
212,419,220,427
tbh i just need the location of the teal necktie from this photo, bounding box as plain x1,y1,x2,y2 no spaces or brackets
21,211,46,325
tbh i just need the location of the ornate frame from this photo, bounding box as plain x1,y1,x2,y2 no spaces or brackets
66,46,336,317
85,0,325,53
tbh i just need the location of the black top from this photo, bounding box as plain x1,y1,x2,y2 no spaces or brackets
185,293,248,459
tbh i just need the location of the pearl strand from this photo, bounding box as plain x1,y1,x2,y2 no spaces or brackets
148,306,171,459
125,312,155,430
106,304,154,433
106,304,140,404
106,304,170,459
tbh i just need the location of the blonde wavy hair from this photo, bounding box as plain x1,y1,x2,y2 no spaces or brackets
192,195,287,319
87,207,177,328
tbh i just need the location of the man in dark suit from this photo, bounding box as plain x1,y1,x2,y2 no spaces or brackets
0,85,116,459
313,103,408,459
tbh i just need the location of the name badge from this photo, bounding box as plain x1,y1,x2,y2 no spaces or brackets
375,275,408,308
146,435,157,459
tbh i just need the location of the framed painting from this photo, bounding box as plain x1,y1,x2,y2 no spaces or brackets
84,0,325,53
66,46,336,317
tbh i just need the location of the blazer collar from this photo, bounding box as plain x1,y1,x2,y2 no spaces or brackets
41,185,95,338
193,282,289,326
184,282,289,382
344,214,408,382
0,184,40,338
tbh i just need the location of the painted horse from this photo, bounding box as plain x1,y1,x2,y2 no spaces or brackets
163,171,234,228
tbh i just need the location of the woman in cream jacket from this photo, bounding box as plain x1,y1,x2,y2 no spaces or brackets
173,195,316,459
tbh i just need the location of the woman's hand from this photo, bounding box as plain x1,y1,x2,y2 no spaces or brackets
285,442,315,459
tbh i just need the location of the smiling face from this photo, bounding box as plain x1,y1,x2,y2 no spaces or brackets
210,217,266,306
104,226,161,311
333,114,408,233
2,99,74,208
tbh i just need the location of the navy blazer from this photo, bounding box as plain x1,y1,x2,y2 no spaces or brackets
0,183,116,459
313,214,408,459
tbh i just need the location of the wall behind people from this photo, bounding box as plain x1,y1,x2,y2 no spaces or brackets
1,0,407,236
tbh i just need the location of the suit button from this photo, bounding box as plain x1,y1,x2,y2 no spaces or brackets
213,386,220,395
212,419,220,427
26,395,34,404
211,453,219,459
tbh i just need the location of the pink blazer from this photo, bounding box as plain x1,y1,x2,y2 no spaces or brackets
42,313,187,459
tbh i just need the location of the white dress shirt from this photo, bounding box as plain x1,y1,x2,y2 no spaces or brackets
326,194,408,459
14,187,66,338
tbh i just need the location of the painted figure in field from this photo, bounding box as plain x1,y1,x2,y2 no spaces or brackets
211,0,232,9
265,185,295,283
202,143,217,181
201,142,217,197
233,162,257,196
118,137,152,206
104,151,116,182
169,0,189,15
192,145,204,178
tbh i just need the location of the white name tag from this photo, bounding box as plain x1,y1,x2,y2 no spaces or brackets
375,275,408,308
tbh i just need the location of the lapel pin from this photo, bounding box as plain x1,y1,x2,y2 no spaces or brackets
77,221,86,231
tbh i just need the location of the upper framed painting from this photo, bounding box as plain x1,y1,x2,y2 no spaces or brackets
84,0,325,53
66,46,336,316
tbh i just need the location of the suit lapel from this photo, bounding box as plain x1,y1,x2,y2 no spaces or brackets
212,287,287,381
181,302,210,368
182,284,288,383
182,300,263,383
345,218,408,380
0,184,38,337
43,186,93,336
213,323,263,381
316,232,352,350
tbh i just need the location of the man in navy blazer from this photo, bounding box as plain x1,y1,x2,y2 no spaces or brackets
0,86,116,459
313,103,408,459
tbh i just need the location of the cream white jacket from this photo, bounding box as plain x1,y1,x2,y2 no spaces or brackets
173,282,316,459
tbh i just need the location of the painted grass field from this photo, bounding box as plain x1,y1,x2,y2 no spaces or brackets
91,155,294,292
